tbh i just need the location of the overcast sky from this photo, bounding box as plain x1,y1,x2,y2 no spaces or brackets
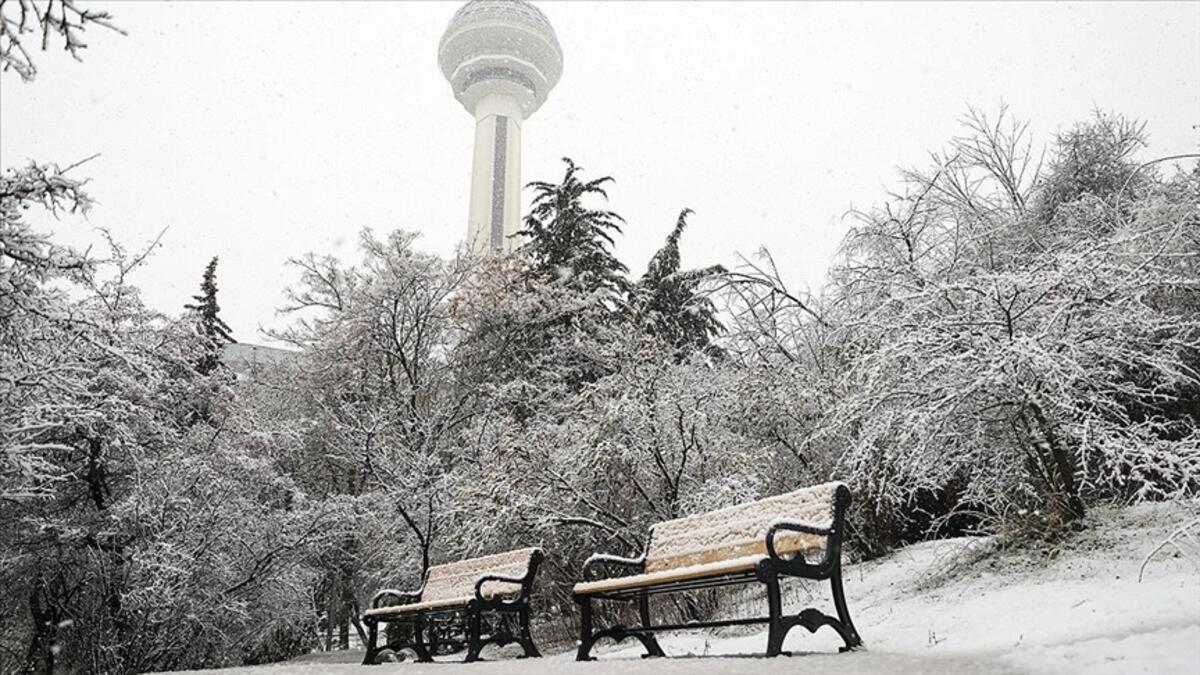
3,1,1197,341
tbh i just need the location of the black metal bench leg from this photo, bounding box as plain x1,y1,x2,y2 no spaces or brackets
765,576,789,657
412,615,434,663
362,619,379,665
575,595,597,661
831,568,863,651
638,592,665,658
517,606,541,658
465,607,484,663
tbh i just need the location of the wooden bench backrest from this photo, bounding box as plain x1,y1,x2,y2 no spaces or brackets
421,547,539,603
644,482,843,574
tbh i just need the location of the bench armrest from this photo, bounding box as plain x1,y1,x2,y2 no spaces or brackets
370,588,422,609
474,549,543,606
582,553,646,581
474,573,528,604
765,519,832,563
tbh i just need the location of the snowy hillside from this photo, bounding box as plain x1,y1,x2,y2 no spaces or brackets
162,500,1200,675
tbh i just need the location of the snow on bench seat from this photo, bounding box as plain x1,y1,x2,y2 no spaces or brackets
364,547,538,618
574,555,766,594
574,482,842,594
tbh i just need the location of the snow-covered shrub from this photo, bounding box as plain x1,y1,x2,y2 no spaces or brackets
814,110,1200,551
1,162,331,673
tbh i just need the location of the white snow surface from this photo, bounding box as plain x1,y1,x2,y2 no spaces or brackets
160,501,1200,675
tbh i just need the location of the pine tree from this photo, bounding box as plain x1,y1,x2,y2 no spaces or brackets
185,256,235,374
518,158,629,299
632,209,725,354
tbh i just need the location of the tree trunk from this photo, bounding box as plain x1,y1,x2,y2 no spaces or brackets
24,578,57,675
1026,400,1086,521
324,595,334,651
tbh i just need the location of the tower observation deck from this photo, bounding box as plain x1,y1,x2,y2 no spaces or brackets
438,0,564,255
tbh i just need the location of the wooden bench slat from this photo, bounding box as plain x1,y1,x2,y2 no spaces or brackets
573,554,763,595
362,586,518,617
363,595,476,617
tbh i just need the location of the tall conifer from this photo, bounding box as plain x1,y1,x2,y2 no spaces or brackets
185,256,235,374
518,158,629,299
632,209,725,354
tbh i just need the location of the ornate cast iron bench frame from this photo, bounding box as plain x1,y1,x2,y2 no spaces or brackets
361,548,543,664
572,484,862,660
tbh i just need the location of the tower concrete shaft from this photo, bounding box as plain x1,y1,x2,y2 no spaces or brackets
467,94,524,254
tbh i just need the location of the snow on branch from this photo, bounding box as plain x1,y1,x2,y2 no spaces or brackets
0,0,125,81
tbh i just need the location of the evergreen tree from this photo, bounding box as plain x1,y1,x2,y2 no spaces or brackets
185,256,235,374
518,158,629,299
632,209,725,354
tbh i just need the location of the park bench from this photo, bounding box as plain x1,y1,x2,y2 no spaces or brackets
572,481,862,660
361,547,543,664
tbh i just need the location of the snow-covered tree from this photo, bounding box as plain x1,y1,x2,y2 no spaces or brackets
185,256,235,375
818,109,1199,548
630,209,726,356
0,163,322,674
518,157,629,299
2,10,327,671
266,229,489,646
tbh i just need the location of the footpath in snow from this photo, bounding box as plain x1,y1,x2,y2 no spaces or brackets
166,501,1200,675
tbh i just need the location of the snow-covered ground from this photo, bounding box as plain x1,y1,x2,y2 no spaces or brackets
163,501,1200,675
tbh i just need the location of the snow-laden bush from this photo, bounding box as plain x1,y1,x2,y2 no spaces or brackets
813,110,1200,550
